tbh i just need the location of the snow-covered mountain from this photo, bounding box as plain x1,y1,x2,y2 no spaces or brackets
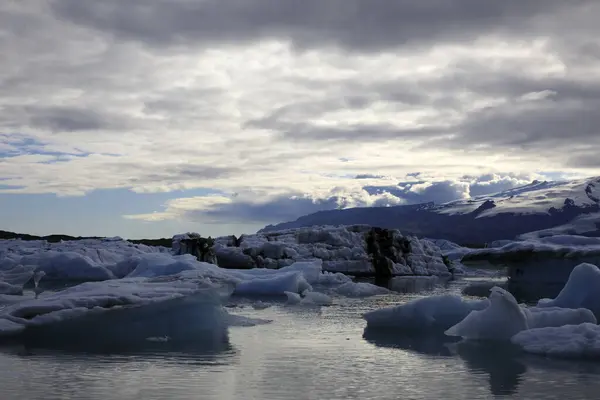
260,177,600,244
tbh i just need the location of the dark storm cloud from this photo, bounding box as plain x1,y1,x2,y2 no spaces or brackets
118,164,241,184
49,0,586,51
0,105,132,133
247,115,447,142
28,106,114,132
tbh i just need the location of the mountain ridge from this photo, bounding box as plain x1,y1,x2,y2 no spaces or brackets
260,177,600,244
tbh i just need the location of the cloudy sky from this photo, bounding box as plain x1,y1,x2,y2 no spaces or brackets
1,1,599,239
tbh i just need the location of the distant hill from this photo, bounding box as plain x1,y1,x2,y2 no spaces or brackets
0,230,102,243
0,230,172,247
260,177,600,245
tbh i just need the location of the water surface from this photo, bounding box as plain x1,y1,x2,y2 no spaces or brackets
1,280,599,400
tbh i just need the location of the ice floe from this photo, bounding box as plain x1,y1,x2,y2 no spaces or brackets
511,323,600,359
445,287,530,340
363,294,489,331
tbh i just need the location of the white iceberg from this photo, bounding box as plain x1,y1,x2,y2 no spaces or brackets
233,271,312,296
524,306,597,329
211,225,453,276
445,285,597,341
0,275,226,338
511,323,600,359
300,290,333,306
445,287,529,340
536,263,600,318
363,294,489,331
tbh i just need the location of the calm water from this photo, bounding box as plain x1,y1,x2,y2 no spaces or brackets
2,279,600,400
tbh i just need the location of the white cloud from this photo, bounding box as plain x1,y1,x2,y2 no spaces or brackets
1,1,599,229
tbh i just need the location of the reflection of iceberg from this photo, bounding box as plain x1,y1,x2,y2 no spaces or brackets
362,327,456,356
450,340,526,397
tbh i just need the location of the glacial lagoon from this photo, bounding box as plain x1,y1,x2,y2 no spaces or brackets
2,279,599,400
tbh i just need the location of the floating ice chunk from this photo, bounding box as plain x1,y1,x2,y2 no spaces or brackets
524,306,597,329
511,323,600,359
124,253,208,279
277,260,324,284
20,251,115,281
300,291,333,306
284,291,302,305
0,277,223,338
334,282,390,297
445,287,528,340
536,263,600,318
14,293,229,351
363,294,489,331
316,271,352,286
233,272,312,296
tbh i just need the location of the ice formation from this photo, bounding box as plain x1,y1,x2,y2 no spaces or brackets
363,294,489,331
446,283,597,342
233,272,312,296
511,323,600,359
0,276,225,337
0,236,389,343
523,306,597,329
210,225,453,277
445,287,529,340
536,263,600,318
461,235,600,266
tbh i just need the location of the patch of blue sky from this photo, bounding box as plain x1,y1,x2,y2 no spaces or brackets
0,187,228,238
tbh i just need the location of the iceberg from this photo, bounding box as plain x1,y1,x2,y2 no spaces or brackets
524,306,597,329
0,275,227,339
536,263,600,318
210,225,453,277
233,271,312,296
445,287,529,340
511,323,600,359
445,285,597,341
363,294,489,331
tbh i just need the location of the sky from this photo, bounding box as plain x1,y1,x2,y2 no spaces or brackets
1,1,599,239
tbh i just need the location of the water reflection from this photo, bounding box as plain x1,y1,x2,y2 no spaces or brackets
363,328,527,396
362,327,457,356
506,281,564,304
450,340,526,396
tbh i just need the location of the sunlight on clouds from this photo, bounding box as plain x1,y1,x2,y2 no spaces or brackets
1,0,599,231
123,195,233,222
